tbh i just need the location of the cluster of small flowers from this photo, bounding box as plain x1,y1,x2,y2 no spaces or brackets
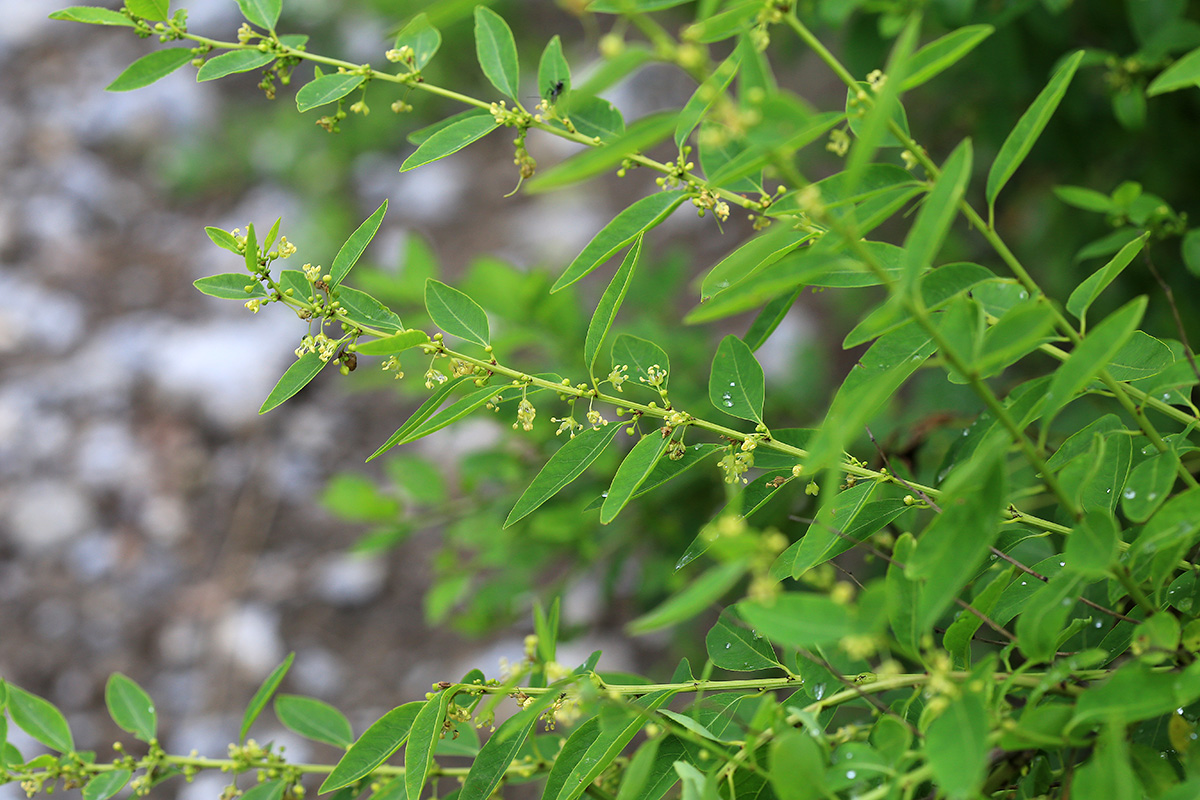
293,333,338,362
640,364,668,389
236,22,254,43
667,438,686,460
719,450,754,484
866,69,887,92
608,364,629,391
449,358,476,378
385,45,414,64
381,355,404,379
826,128,850,157
551,416,584,437
514,398,536,431
276,235,297,258
302,262,321,282
692,188,731,222
586,408,608,427
424,368,448,389
244,298,263,313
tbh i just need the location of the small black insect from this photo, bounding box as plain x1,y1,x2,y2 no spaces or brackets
547,79,564,104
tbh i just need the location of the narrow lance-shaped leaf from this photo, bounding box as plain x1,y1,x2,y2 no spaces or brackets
194,274,267,299
367,377,471,461
355,330,430,357
628,560,748,634
986,51,1085,210
107,48,195,92
7,685,74,754
1042,295,1147,429
527,111,677,193
1147,45,1200,96
675,51,740,149
925,693,989,798
320,702,424,793
260,352,327,415
296,73,364,113
405,689,453,800
240,781,285,800
1066,233,1148,326
105,673,157,743
553,192,686,292
901,139,973,296
844,16,918,192
460,694,559,800
401,115,501,172
473,6,519,99
585,235,641,380
50,8,138,26
538,35,571,104
424,278,490,347
240,652,294,743
505,423,624,527
601,433,670,524
329,201,387,286
900,25,994,91
708,335,764,424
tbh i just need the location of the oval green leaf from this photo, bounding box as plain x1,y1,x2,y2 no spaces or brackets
705,609,782,671
50,8,137,26
259,352,327,415
538,35,571,104
7,684,74,753
1122,449,1179,522
628,560,747,635
107,48,194,92
460,698,554,800
424,278,490,346
709,335,764,423
1066,233,1147,325
240,780,285,800
126,0,167,21
552,191,686,292
240,652,294,743
194,273,266,300
82,770,132,800
986,51,1084,209
401,115,500,172
105,673,156,743
738,593,863,649
925,693,988,798
601,433,670,524
236,0,281,30
473,6,519,99
336,286,404,334
320,702,424,793
356,330,431,357
1105,330,1174,382
197,49,275,82
1147,45,1200,96
405,691,452,800
611,333,670,389
505,422,623,528
275,694,354,749
394,13,441,70
296,73,364,112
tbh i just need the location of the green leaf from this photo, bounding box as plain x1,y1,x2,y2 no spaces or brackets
1065,233,1147,324
295,73,364,112
1042,295,1147,428
925,692,988,799
708,335,764,424
337,286,404,334
1147,45,1200,95
505,423,623,527
527,111,676,193
570,96,625,141
275,694,354,748
1070,661,1200,729
585,235,641,380
1122,449,1178,522
968,300,1058,379
943,563,1009,668
587,0,691,10
845,262,994,348
355,330,430,357
259,352,327,414
126,0,168,21
553,192,686,292
628,560,747,634
401,115,500,172
900,24,994,91
473,6,519,99
682,0,759,42
705,609,781,672
738,592,872,649
240,781,285,800
675,52,740,149
1128,485,1200,591
845,17,917,189
538,35,571,104
406,691,453,800
460,697,554,800
886,533,921,655
1017,571,1085,662
390,384,508,447
771,482,894,579
330,201,387,287
901,139,972,294
107,48,194,92
1105,330,1174,381
1066,509,1121,577
394,14,441,70
236,0,280,30
602,434,670,524
616,738,663,800
49,8,137,26
244,222,259,274
197,49,275,82
802,323,935,475
105,674,156,743
367,377,471,461
424,278,490,347
611,334,670,388
1054,184,1115,214
240,652,294,743
699,224,809,302
320,702,424,793
986,51,1085,209
7,685,74,753
194,273,266,300
82,770,132,800
744,287,802,351
542,691,676,800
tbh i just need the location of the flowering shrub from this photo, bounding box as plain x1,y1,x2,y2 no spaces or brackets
6,1,1200,799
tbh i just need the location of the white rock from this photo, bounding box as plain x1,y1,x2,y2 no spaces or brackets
314,553,388,607
213,603,285,676
2,478,95,554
